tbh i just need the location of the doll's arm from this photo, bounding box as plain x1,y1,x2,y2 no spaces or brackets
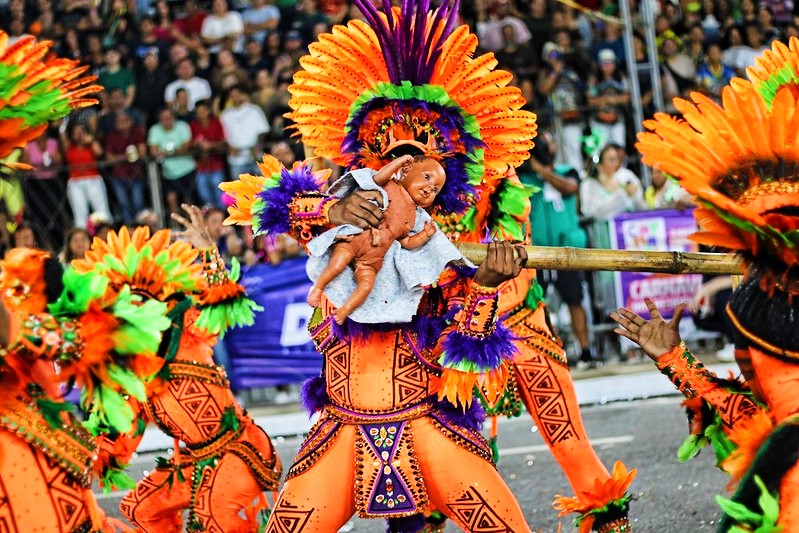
372,155,414,186
399,221,437,250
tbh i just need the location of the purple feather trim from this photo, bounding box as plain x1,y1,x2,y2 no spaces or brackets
386,514,427,533
300,375,329,415
440,321,519,371
438,155,474,214
330,310,450,349
343,98,480,214
413,307,455,350
353,0,459,85
256,164,325,235
433,396,485,432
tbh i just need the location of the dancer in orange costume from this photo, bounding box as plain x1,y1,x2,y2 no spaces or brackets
222,0,541,529
73,207,281,533
0,30,169,533
428,171,635,533
610,36,799,531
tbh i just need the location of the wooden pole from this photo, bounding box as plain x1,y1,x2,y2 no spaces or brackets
456,243,742,275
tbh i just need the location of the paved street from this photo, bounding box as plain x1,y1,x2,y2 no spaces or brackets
97,396,730,532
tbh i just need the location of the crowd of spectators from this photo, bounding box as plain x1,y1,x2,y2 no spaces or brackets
0,0,795,310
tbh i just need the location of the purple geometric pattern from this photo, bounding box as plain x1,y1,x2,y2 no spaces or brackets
360,421,416,515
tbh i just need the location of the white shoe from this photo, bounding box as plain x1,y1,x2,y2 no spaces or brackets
716,343,736,362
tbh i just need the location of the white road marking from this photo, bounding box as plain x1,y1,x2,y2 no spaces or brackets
498,435,634,457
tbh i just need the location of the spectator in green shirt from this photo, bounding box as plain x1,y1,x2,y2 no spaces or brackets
98,48,136,109
148,108,197,221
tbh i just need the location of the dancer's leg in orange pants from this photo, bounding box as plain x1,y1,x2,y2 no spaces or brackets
121,452,265,533
511,305,612,498
267,419,532,532
412,418,532,532
266,424,358,532
0,432,93,533
120,464,191,533
193,453,265,532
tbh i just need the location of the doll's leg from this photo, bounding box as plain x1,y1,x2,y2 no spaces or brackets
265,425,357,532
512,305,612,498
333,265,377,324
193,452,265,533
119,464,192,533
0,433,92,533
308,245,356,307
412,418,533,532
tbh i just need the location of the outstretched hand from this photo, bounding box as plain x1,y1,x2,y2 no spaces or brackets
473,241,528,288
609,298,685,361
171,203,214,249
328,190,385,230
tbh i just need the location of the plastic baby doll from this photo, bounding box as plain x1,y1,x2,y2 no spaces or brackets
307,154,446,324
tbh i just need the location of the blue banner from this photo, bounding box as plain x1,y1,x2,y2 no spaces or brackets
224,257,322,389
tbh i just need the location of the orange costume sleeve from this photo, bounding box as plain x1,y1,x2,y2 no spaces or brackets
655,342,765,465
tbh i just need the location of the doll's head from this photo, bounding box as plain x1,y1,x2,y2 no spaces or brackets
400,156,446,209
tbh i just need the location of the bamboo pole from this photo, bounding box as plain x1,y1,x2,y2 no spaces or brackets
456,243,742,275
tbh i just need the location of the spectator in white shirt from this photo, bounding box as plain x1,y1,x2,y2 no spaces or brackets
580,144,646,221
164,57,212,110
220,85,270,179
202,0,244,54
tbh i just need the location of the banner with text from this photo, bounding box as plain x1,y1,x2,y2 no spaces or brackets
224,257,321,390
609,209,703,320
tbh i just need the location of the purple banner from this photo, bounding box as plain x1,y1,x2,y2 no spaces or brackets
224,257,322,389
610,209,703,320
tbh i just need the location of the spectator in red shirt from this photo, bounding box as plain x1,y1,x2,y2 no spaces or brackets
173,0,207,53
105,111,148,224
60,122,111,229
190,99,228,209
152,0,176,44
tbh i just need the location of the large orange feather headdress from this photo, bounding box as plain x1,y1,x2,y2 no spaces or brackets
286,0,536,215
0,31,101,168
72,226,203,302
637,61,799,290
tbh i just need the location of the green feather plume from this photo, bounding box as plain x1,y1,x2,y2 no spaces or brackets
47,268,108,316
82,385,135,435
196,258,263,336
110,285,171,358
0,64,76,126
35,398,75,429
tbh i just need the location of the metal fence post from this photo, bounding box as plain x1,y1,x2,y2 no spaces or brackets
619,0,650,187
147,159,165,228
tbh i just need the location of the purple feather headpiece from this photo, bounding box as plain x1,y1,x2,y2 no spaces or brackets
354,0,460,85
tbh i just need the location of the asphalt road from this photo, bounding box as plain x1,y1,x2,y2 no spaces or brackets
97,397,729,532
